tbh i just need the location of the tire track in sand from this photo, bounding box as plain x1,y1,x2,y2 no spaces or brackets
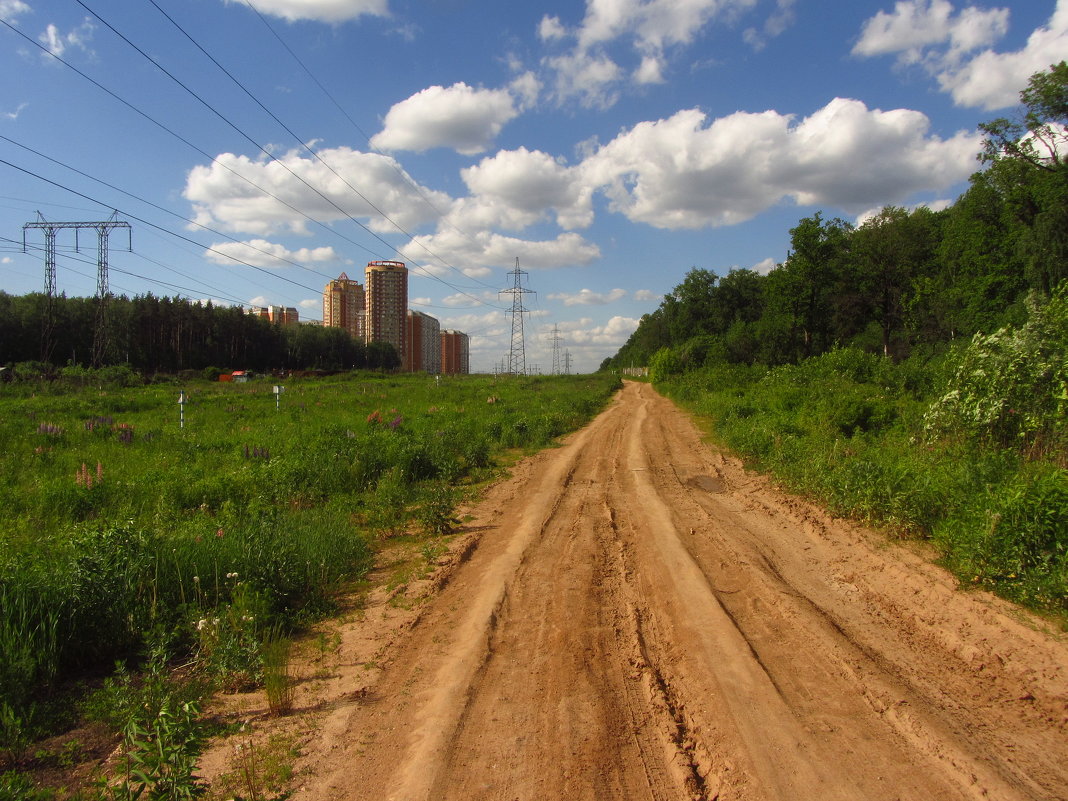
293,381,1068,801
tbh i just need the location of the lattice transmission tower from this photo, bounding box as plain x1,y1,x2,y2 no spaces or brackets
499,258,534,376
23,211,131,366
549,324,563,375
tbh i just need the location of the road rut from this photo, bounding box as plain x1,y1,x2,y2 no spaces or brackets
293,380,1068,801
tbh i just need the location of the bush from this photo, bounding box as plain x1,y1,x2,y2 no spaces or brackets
649,347,683,383
936,467,1068,611
923,287,1068,457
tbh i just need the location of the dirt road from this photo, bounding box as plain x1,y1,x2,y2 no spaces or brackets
288,380,1068,801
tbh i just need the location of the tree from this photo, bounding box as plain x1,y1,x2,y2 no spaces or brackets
979,62,1068,294
769,213,853,357
851,206,938,358
979,61,1067,173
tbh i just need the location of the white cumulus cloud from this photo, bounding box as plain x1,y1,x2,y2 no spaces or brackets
540,0,759,107
563,315,641,345
370,83,519,155
854,0,1068,110
853,0,1008,63
750,257,778,274
206,239,339,267
227,0,388,23
184,146,452,236
461,147,593,230
548,288,627,306
0,1,30,23
579,99,979,229
402,228,601,271
38,17,95,60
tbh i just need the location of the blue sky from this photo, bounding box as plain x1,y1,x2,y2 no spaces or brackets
1,0,1064,372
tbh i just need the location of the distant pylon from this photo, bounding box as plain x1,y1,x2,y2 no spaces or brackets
24,211,131,366
564,349,573,375
500,258,534,376
549,324,563,375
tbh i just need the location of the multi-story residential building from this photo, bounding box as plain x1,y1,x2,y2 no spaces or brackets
440,329,469,375
322,272,364,338
365,260,407,366
406,309,441,374
268,306,299,326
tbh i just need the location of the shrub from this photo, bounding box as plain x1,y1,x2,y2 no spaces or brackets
648,347,683,383
923,287,1068,457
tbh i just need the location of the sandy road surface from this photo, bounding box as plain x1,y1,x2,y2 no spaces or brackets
293,381,1068,801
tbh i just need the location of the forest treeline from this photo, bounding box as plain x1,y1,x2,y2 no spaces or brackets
0,292,400,374
605,63,1068,373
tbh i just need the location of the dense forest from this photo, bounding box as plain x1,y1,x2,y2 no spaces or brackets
0,292,399,374
604,62,1068,372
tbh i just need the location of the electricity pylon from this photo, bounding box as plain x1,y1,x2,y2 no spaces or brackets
24,211,131,365
549,324,563,375
500,258,534,376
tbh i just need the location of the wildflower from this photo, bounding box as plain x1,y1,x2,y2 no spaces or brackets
216,528,224,538
193,575,200,584
196,619,208,631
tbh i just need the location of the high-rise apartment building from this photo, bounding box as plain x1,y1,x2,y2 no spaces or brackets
440,329,469,375
365,260,407,366
322,272,364,338
248,305,298,326
268,306,299,326
406,310,441,373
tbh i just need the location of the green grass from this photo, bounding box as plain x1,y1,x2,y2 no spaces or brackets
659,348,1067,620
0,370,620,739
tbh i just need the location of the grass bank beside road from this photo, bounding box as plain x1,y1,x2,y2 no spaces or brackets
655,293,1067,621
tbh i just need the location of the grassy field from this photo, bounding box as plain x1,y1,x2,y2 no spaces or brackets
0,370,620,781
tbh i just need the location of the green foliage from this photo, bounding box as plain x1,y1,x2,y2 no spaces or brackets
648,347,683,383
97,697,206,801
0,371,619,749
193,583,265,692
923,287,1067,456
82,649,209,801
416,482,460,537
0,770,53,801
936,466,1068,610
260,628,294,718
659,317,1067,615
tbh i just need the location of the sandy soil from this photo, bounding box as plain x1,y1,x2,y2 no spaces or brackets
200,380,1068,801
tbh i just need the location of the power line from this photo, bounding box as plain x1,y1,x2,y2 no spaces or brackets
239,0,503,293
76,0,504,310
6,236,255,308
0,157,323,295
0,16,389,272
0,132,336,282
